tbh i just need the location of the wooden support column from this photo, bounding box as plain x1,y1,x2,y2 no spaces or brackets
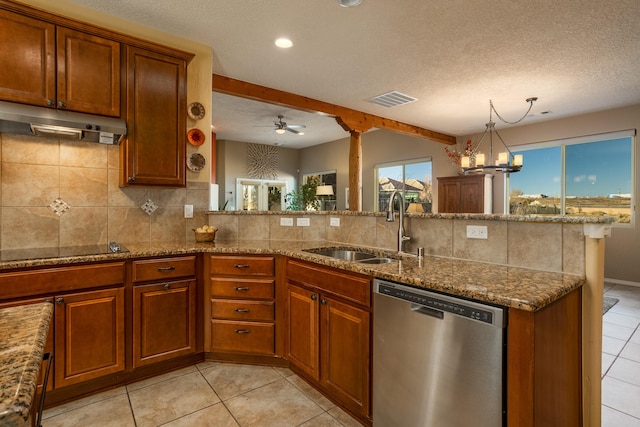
348,130,362,211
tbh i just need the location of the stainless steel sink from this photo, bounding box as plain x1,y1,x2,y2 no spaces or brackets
305,248,377,261
357,257,394,264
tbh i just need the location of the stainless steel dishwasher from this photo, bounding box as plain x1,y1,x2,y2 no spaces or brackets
373,278,506,427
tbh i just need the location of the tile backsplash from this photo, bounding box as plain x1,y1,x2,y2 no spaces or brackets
0,133,209,249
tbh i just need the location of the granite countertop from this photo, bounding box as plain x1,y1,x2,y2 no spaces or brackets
0,302,53,427
0,240,583,312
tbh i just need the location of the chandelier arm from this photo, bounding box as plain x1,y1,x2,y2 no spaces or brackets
493,129,514,157
490,98,537,125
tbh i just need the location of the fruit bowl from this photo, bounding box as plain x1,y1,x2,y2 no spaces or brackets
193,226,217,242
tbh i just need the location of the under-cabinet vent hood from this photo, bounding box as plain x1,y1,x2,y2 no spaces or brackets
0,100,126,144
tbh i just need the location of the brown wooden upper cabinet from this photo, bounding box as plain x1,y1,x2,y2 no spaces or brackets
437,174,493,213
121,46,188,187
0,9,121,117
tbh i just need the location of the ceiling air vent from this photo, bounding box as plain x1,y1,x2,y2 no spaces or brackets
367,91,417,108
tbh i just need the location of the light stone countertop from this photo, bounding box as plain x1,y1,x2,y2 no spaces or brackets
0,240,583,312
0,302,53,427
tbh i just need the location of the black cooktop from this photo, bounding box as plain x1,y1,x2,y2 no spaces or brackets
0,242,128,262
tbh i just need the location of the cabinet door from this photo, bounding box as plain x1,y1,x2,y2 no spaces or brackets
286,283,320,380
321,295,371,417
0,9,55,106
56,27,121,117
437,180,460,213
133,280,196,367
459,178,484,213
54,288,125,388
123,46,187,186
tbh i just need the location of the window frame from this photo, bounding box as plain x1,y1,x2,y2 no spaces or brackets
506,130,636,226
374,157,433,213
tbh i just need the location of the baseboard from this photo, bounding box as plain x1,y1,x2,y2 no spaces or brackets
604,277,640,287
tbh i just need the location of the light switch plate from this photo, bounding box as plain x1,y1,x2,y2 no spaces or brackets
184,204,193,218
280,217,293,226
330,217,340,227
297,218,310,227
466,225,488,239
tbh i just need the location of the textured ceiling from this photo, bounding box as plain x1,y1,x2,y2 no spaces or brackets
65,0,640,148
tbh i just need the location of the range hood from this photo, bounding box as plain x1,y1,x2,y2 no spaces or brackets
0,100,127,144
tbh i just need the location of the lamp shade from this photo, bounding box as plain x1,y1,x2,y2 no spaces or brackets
316,185,334,196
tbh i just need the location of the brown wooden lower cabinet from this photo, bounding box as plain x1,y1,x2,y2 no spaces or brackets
285,259,372,424
133,279,196,367
54,287,125,389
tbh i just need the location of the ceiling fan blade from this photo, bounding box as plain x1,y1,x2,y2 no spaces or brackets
285,127,302,135
286,124,306,129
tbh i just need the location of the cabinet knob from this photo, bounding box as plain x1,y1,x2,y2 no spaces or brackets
321,299,327,305
56,297,64,305
163,283,170,290
46,99,54,106
234,308,250,313
58,101,66,108
234,287,250,291
310,294,317,301
128,176,135,182
234,329,250,334
157,266,176,271
233,264,250,269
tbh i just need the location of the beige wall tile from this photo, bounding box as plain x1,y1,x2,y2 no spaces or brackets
269,215,303,240
107,145,120,170
302,216,326,241
238,215,269,240
453,219,508,264
151,207,186,243
563,224,586,274
60,167,108,207
2,163,59,206
107,169,149,207
2,133,59,165
150,187,187,207
209,214,238,241
108,207,150,245
60,207,108,247
327,215,376,247
508,222,563,272
375,216,396,251
60,140,108,168
2,207,59,249
406,217,453,257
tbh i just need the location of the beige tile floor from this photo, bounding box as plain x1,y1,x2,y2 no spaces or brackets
41,363,363,427
41,283,640,427
602,283,640,427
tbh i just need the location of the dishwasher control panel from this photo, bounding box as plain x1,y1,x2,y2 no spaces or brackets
374,279,504,327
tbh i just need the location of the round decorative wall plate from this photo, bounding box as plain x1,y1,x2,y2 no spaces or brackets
187,102,205,120
187,128,206,146
187,152,206,172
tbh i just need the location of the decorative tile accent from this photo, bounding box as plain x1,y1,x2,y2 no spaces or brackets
49,198,70,216
141,199,158,216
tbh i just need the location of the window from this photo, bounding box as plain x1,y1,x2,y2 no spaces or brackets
236,179,287,211
508,132,635,224
375,158,432,213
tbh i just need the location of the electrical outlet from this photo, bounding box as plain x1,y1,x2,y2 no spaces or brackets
466,225,488,239
183,204,193,218
280,218,293,226
330,217,340,227
297,218,310,227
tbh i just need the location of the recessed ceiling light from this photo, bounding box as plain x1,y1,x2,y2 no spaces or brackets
275,38,293,48
338,0,363,7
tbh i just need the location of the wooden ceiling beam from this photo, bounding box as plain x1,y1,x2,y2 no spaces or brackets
212,74,456,145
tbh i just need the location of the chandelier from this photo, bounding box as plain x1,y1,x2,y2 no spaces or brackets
461,97,538,174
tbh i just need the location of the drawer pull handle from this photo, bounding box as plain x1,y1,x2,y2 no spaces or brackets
163,284,170,290
158,266,176,271
56,297,64,305
234,264,250,269
234,308,250,313
235,329,250,334
234,287,250,291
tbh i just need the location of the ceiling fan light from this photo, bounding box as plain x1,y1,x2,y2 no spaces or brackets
275,128,286,134
275,38,293,48
337,0,363,6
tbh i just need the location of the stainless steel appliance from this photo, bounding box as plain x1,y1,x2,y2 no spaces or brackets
373,278,506,427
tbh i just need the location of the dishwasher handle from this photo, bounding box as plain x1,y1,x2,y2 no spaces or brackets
411,303,444,319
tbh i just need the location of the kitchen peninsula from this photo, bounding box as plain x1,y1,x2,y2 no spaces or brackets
0,211,611,426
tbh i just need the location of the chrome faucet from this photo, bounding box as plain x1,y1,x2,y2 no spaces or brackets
386,190,410,253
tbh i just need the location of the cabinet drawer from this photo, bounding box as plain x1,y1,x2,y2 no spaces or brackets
211,319,274,355
211,278,274,299
0,262,125,300
132,256,196,282
286,259,371,306
211,299,274,321
210,255,275,276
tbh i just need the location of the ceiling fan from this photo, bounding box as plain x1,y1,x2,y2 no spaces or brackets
271,114,306,135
